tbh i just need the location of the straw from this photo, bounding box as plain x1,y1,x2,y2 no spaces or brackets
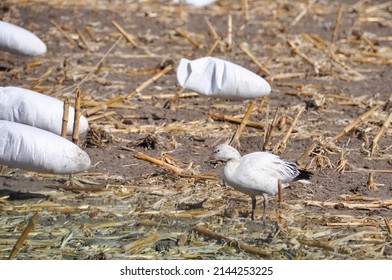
263,106,280,151
112,20,139,48
239,42,271,76
8,212,41,260
204,17,219,39
175,28,203,49
194,225,273,257
50,20,77,47
120,233,159,253
2,0,392,261
59,36,121,94
229,100,256,147
205,37,222,57
384,218,392,235
367,172,377,190
297,142,319,166
61,97,70,138
241,0,249,22
134,152,184,174
333,104,382,141
127,65,173,99
76,28,90,50
275,107,304,154
226,14,233,51
371,110,392,155
72,88,81,145
331,3,344,44
290,0,316,27
209,112,266,129
30,66,56,90
298,238,336,252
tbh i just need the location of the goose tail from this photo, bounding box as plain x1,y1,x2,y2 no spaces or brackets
294,169,312,184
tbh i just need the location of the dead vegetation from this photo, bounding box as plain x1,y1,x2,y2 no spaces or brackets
0,0,391,260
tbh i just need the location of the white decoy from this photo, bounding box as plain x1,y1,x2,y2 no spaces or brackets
0,21,47,56
177,57,271,101
177,57,271,147
0,120,91,174
172,0,216,7
0,86,89,136
213,144,312,223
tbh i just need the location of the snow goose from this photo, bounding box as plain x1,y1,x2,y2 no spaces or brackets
213,144,312,223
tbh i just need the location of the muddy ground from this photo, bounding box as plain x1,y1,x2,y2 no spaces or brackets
0,0,391,260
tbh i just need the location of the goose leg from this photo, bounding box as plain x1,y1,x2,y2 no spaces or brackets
262,193,269,224
251,195,257,221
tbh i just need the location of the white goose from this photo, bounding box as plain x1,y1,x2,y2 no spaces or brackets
213,144,312,223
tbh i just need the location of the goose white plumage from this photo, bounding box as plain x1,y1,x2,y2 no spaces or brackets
213,144,312,223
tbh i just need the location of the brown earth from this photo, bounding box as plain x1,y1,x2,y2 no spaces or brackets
0,0,391,260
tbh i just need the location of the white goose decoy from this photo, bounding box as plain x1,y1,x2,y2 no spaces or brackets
0,86,89,136
177,57,271,101
213,144,312,223
0,120,91,174
0,21,47,56
172,0,216,7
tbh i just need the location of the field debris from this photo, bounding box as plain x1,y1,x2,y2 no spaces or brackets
0,0,391,260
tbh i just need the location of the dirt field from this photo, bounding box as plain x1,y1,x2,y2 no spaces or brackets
0,0,391,260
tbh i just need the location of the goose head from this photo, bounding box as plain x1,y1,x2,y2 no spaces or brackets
213,144,241,162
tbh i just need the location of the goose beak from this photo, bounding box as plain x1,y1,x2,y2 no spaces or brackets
207,158,225,168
